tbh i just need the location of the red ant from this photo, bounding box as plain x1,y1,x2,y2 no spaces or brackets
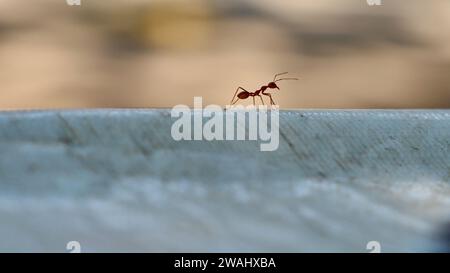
230,72,298,106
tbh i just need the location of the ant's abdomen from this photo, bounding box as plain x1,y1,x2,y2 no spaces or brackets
238,91,250,99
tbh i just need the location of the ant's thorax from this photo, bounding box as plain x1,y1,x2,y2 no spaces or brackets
256,83,278,93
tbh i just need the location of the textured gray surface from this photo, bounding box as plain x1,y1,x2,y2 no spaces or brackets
0,109,450,252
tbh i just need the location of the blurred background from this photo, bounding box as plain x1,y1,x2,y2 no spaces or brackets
0,0,450,109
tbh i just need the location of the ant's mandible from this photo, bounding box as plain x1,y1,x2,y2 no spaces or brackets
230,72,298,106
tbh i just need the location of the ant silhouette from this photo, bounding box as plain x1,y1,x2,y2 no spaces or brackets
230,72,298,106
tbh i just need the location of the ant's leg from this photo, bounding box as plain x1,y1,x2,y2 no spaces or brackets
262,93,273,105
231,98,240,106
258,95,265,105
263,93,276,106
269,94,276,106
252,96,256,106
231,87,248,105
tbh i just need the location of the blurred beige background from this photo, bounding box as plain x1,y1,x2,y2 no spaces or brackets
0,0,450,109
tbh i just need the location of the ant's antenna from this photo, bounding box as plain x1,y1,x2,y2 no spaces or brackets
273,72,289,81
273,72,298,82
275,77,299,82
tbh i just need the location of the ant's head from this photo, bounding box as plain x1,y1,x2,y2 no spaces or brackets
268,82,279,90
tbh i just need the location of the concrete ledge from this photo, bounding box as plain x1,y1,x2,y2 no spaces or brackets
0,109,449,252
